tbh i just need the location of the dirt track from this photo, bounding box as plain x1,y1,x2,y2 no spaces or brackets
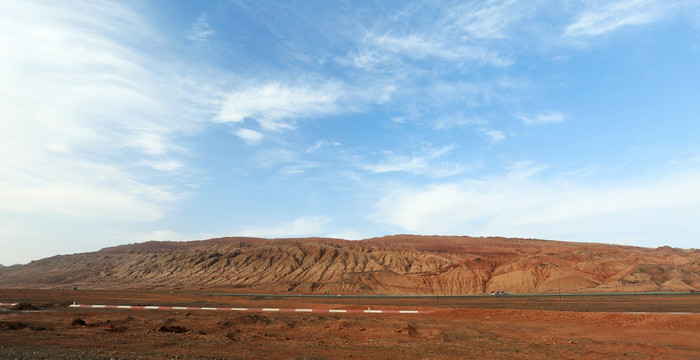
1,289,699,359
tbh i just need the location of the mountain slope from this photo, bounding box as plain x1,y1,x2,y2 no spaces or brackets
0,235,698,294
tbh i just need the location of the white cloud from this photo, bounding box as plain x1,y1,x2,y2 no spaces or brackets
140,159,185,172
306,140,341,154
360,146,461,177
216,82,345,131
434,116,485,130
444,0,528,40
346,32,511,71
506,161,548,181
236,216,331,238
187,14,215,41
279,163,323,175
372,168,700,247
0,183,167,222
235,128,263,145
338,0,534,73
565,0,682,37
517,111,566,124
372,33,509,65
252,148,322,175
215,80,394,137
253,148,299,169
126,133,179,157
484,130,506,143
0,1,211,222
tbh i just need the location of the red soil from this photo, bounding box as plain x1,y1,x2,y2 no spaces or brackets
1,289,699,359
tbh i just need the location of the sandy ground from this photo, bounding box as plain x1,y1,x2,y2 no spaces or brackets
1,289,699,359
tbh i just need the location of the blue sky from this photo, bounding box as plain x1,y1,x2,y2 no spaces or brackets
1,1,700,265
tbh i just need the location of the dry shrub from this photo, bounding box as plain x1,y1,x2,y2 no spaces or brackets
0,322,28,330
159,325,187,333
11,303,38,311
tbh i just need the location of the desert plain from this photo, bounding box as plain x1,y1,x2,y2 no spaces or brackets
1,288,699,359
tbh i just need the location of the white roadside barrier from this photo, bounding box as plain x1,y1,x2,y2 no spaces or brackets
62,303,431,314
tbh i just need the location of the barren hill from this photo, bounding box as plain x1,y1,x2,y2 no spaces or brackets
0,235,698,294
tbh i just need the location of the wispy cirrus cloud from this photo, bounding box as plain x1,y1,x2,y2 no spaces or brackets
306,140,341,154
139,159,185,172
517,111,566,124
187,14,215,41
0,1,212,221
340,0,530,72
360,146,462,178
565,0,686,37
434,116,486,130
443,0,529,40
251,148,323,175
347,33,512,70
506,161,549,181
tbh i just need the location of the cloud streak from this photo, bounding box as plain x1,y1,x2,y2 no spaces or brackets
215,80,393,133
348,33,512,70
517,111,566,124
360,146,461,178
565,0,684,37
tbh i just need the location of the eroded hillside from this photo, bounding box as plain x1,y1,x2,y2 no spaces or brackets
0,235,698,294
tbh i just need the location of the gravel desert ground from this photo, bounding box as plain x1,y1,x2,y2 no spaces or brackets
1,289,698,359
